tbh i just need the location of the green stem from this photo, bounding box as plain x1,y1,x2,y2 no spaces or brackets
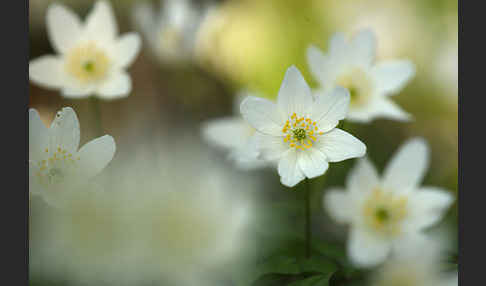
90,96,103,136
304,178,311,258
339,119,349,132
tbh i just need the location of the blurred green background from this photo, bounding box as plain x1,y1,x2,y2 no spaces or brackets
29,0,458,285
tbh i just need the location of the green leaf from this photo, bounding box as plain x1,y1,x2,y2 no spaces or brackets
252,273,299,286
259,255,301,275
286,274,332,286
248,253,338,286
298,257,338,274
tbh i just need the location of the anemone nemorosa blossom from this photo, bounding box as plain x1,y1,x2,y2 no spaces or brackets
324,138,454,267
307,29,415,123
29,1,141,99
240,66,366,187
29,107,115,206
133,0,212,64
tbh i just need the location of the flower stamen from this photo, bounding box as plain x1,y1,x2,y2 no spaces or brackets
282,114,324,150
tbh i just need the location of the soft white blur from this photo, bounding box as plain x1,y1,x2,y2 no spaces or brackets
370,234,457,286
30,132,261,286
133,0,214,65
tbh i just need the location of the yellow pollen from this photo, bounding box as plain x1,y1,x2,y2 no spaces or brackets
66,42,111,84
282,114,325,150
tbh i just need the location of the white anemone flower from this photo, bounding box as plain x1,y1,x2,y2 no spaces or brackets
307,29,415,123
324,138,454,267
29,1,141,99
133,0,212,64
29,107,115,207
371,237,458,286
201,90,268,170
240,66,366,187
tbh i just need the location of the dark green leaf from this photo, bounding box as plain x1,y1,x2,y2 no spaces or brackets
286,274,332,286
298,257,338,274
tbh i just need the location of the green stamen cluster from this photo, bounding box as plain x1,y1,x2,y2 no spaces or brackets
293,128,307,140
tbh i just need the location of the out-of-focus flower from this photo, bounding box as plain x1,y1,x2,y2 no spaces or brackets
307,29,415,123
320,0,427,61
323,138,454,267
433,13,458,101
371,236,458,286
133,0,213,65
30,137,256,286
29,1,141,99
240,66,366,187
29,107,115,207
201,90,268,170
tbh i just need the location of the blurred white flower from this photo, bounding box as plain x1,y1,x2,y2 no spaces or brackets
240,66,366,187
371,236,457,286
324,138,454,267
434,27,458,100
133,0,213,65
29,107,115,207
29,1,141,99
320,0,427,60
30,137,256,286
201,90,269,170
307,29,415,123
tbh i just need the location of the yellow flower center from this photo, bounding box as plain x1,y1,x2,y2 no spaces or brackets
282,113,324,150
35,146,80,187
363,188,408,237
336,68,374,108
66,42,111,84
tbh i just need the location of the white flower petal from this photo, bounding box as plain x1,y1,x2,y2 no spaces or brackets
61,85,95,99
78,135,116,179
278,149,305,187
49,107,80,153
311,87,350,133
350,29,376,68
114,33,141,68
252,132,288,161
329,32,348,56
306,45,330,86
96,72,132,99
407,187,454,231
371,60,415,95
230,141,267,171
298,148,329,179
46,3,82,54
382,138,429,193
29,109,49,161
346,96,412,123
346,157,379,194
323,188,352,224
29,163,43,196
277,66,313,117
240,96,283,136
85,1,118,43
316,128,366,162
29,56,66,89
201,117,251,150
348,227,391,267
362,97,412,122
